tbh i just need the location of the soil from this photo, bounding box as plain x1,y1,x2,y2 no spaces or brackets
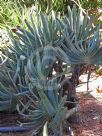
0,74,102,136
71,92,102,136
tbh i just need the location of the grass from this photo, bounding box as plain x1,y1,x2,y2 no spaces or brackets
0,0,30,28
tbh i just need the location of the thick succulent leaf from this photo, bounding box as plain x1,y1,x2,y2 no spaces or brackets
62,6,97,42
49,96,67,130
37,88,55,116
40,13,51,43
47,79,59,109
41,46,56,77
43,122,48,136
68,6,73,31
36,52,45,80
0,101,11,111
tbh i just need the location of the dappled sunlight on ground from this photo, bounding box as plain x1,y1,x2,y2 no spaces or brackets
76,74,102,102
71,92,102,136
71,74,102,136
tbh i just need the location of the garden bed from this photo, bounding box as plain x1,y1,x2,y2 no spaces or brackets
0,91,102,136
72,92,102,136
0,74,101,136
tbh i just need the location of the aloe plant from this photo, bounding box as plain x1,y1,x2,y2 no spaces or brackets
8,11,60,56
56,6,102,65
17,54,67,134
0,10,61,112
56,6,102,92
57,28,102,65
0,54,30,111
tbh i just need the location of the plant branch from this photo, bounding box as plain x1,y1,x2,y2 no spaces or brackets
65,104,80,119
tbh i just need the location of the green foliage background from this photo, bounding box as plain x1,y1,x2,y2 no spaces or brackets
0,0,102,28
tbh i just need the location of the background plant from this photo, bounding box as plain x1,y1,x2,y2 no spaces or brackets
0,0,31,28
0,0,102,29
